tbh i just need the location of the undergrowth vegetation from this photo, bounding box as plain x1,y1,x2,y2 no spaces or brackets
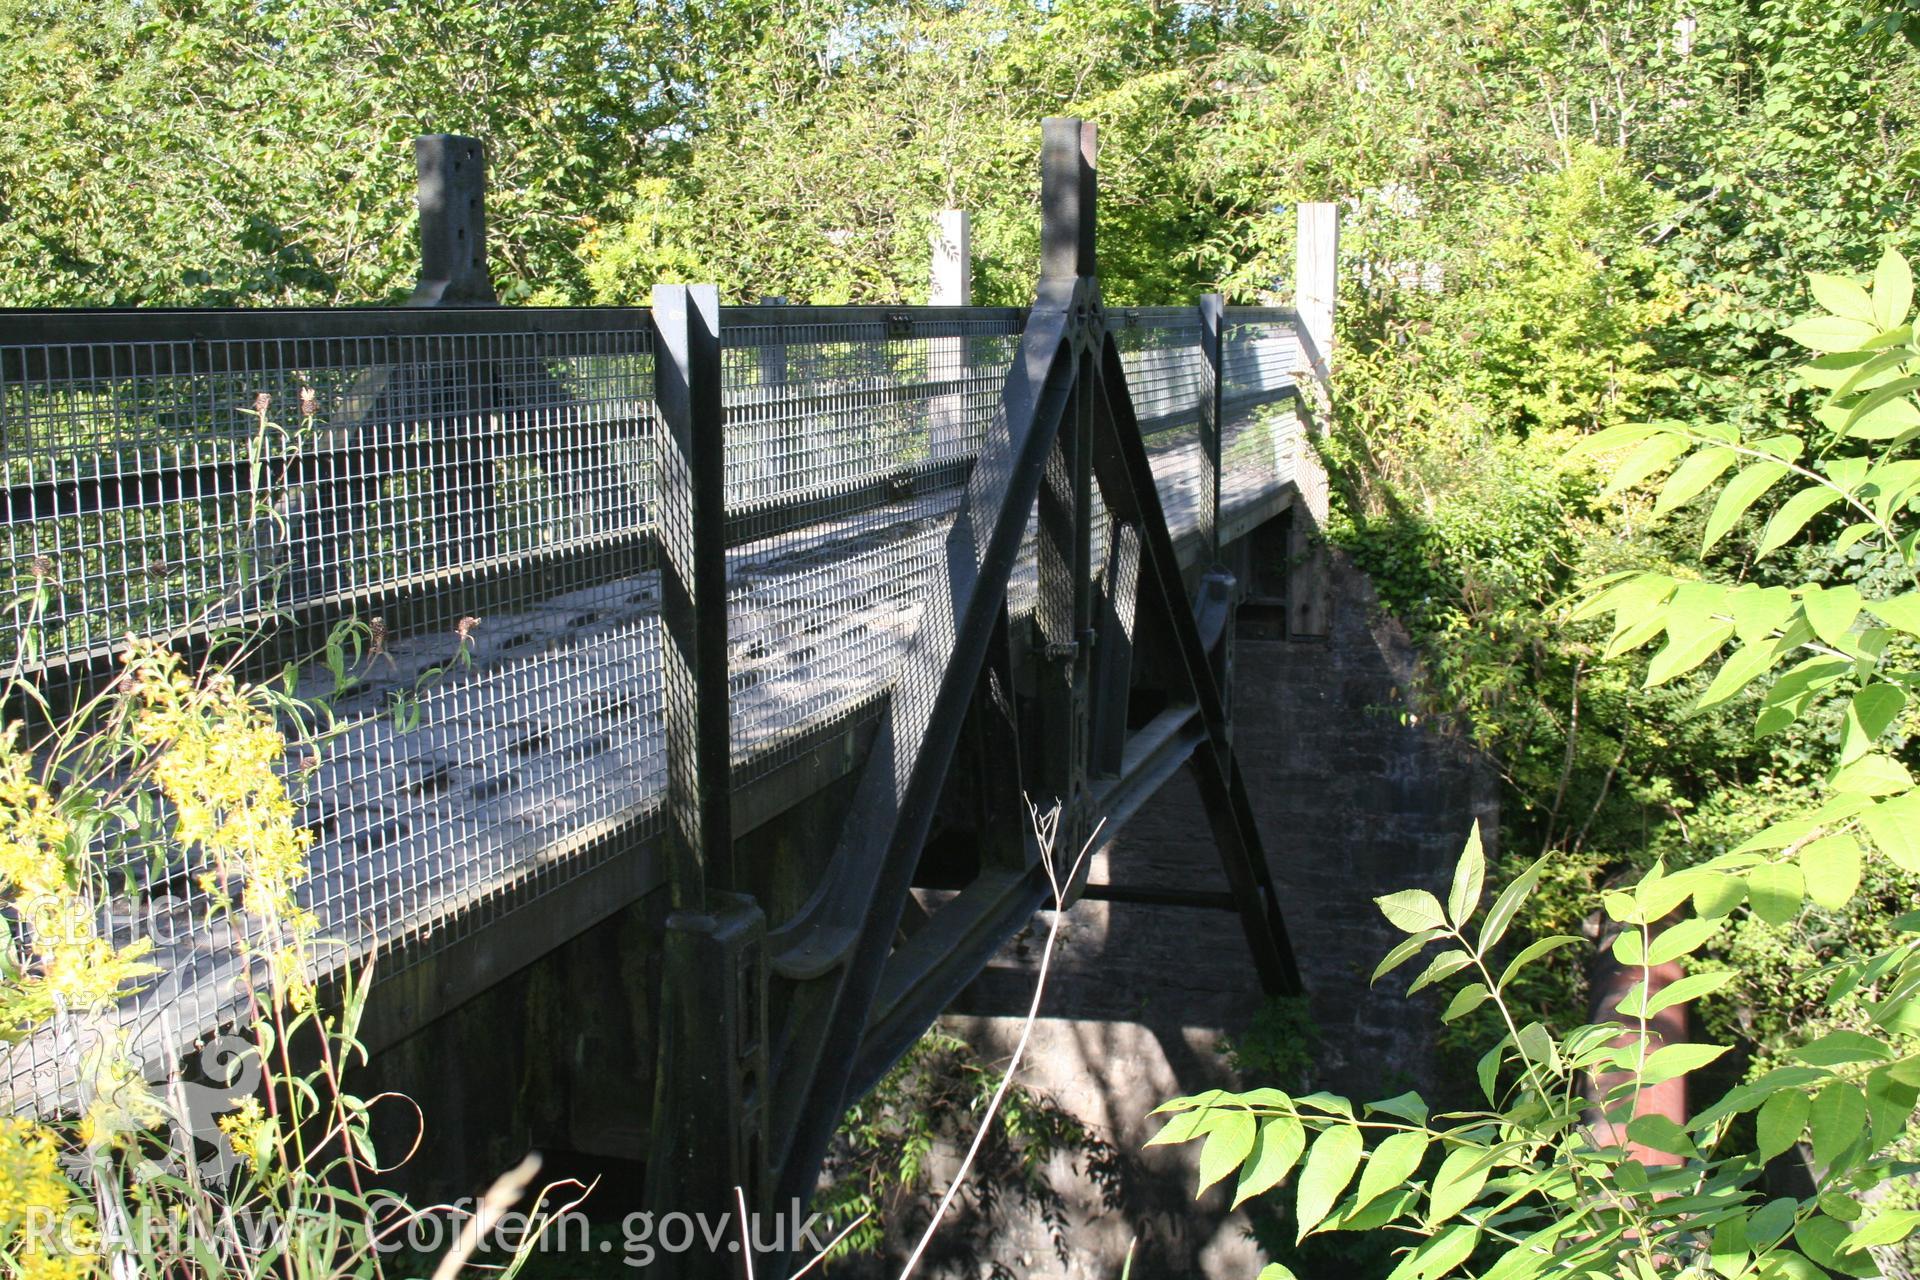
818,1028,1106,1266
1163,247,1920,1278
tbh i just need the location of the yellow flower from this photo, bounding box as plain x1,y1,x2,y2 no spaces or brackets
0,1117,96,1280
216,1096,277,1174
39,936,156,1020
0,730,73,903
126,644,313,931
0,727,155,1045
73,1024,162,1154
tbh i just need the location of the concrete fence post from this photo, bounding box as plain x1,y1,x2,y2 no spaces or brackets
930,209,971,305
928,209,972,465
755,296,790,500
1296,202,1337,383
1289,202,1338,639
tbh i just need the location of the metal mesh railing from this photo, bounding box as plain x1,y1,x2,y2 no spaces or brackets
1221,307,1307,520
0,299,1312,1112
718,310,1023,784
1,314,666,1111
1114,309,1208,542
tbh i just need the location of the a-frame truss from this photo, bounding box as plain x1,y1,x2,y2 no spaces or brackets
645,118,1303,1268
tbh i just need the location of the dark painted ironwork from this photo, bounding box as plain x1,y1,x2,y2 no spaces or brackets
0,124,1315,1256
649,893,770,1251
749,120,1303,1261
1081,882,1240,911
1089,343,1302,993
1199,291,1225,559
408,134,497,306
652,283,734,903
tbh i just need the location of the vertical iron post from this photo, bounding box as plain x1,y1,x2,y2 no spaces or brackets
1041,118,1097,280
648,286,763,1254
647,893,770,1263
1033,118,1099,856
408,133,497,571
320,134,498,614
652,284,734,903
408,135,497,306
1198,292,1225,562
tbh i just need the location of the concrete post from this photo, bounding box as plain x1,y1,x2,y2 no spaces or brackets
757,296,790,500
928,209,972,465
930,209,972,305
1288,203,1338,639
1296,203,1338,383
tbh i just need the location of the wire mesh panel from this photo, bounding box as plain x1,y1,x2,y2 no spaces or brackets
1113,308,1207,543
0,312,665,1113
718,309,1023,784
0,294,1312,1116
1220,307,1307,520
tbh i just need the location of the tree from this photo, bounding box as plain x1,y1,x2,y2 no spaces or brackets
0,0,756,305
580,0,1225,306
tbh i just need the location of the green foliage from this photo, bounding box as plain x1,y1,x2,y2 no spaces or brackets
1565,248,1920,804
1159,255,1920,1279
580,0,1226,306
1220,997,1321,1090
1279,0,1920,1119
0,0,725,305
9,0,1920,1264
1159,825,1920,1278
818,1028,1099,1261
1443,146,1680,437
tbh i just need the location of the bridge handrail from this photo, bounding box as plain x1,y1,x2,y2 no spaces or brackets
0,239,1316,1123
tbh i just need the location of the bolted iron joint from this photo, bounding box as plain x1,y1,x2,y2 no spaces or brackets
408,134,497,307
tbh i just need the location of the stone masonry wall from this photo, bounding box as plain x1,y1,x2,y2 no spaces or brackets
840,552,1498,1277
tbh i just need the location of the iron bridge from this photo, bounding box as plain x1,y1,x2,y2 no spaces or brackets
0,119,1330,1249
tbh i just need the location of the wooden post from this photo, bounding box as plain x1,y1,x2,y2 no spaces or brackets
1288,203,1337,639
